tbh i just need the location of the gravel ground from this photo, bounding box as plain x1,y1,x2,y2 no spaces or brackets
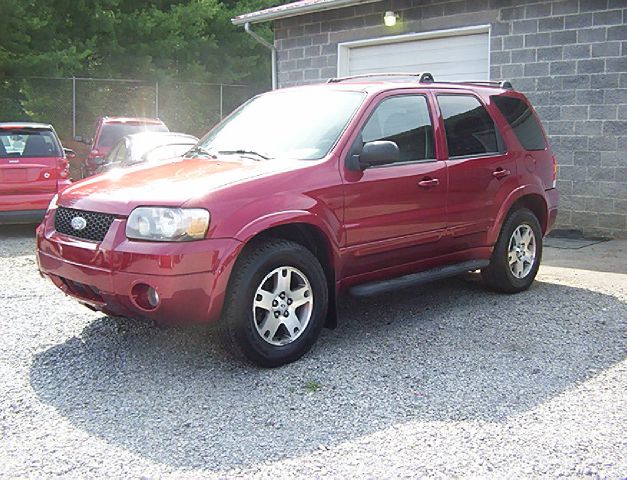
1,225,625,479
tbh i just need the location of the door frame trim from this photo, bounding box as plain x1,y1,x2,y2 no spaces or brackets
337,24,492,78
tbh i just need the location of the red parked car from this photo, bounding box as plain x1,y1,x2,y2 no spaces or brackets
0,123,72,224
37,73,559,367
74,117,168,178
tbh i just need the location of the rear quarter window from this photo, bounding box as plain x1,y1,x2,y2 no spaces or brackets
491,96,547,151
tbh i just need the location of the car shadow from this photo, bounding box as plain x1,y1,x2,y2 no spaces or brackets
29,276,626,471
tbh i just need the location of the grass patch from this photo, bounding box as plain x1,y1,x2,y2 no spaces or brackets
304,380,321,393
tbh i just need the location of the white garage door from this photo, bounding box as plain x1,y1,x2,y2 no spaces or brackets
342,29,489,81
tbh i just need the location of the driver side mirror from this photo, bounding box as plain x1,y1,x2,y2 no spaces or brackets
347,140,400,171
63,148,76,159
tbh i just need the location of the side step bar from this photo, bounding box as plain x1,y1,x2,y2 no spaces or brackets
349,259,490,297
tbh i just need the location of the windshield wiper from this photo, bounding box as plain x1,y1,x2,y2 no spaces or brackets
218,149,271,160
184,146,217,158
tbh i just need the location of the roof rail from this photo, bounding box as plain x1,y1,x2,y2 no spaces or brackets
326,73,513,90
457,80,514,90
327,72,435,84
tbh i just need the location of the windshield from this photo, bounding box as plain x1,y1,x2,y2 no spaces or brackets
97,123,168,148
0,129,62,158
140,143,197,164
198,90,365,160
129,135,197,163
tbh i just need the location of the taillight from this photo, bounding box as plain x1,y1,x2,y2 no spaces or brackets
551,153,557,188
57,158,70,179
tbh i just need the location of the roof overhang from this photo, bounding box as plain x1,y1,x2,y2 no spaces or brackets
232,0,380,25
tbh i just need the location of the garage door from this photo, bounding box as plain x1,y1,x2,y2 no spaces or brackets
343,31,489,81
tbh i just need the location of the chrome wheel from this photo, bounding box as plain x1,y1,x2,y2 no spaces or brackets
508,224,536,279
252,266,313,346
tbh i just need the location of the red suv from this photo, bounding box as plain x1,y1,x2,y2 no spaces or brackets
37,74,559,367
1,123,72,224
75,117,168,178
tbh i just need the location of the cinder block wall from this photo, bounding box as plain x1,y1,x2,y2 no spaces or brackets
274,0,627,238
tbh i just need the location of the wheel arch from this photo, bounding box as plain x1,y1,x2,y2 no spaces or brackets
510,194,548,233
235,217,340,329
489,186,549,245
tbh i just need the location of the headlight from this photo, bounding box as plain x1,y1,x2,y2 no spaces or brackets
126,207,210,241
48,194,58,211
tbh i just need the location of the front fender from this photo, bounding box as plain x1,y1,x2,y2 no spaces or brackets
234,210,335,243
224,190,344,254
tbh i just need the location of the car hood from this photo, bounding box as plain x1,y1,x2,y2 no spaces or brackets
58,156,294,215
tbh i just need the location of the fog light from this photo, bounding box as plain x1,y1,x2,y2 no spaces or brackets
131,283,160,311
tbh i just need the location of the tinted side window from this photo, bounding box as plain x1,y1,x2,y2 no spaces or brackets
437,95,499,158
361,95,435,163
492,96,547,151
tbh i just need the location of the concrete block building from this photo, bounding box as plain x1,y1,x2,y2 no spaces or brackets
234,0,627,237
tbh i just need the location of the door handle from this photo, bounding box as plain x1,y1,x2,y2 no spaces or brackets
492,168,511,179
418,178,440,188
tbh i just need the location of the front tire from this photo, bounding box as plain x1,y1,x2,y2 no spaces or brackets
218,238,328,367
482,208,543,293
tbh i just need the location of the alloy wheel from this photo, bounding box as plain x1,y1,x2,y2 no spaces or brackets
508,224,536,279
252,266,313,346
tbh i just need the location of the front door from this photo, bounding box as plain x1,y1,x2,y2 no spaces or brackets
341,92,448,279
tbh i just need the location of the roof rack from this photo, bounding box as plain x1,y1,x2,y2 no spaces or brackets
327,73,513,90
457,80,513,90
327,72,435,84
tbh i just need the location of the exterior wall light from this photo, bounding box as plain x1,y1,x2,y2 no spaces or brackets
384,11,398,27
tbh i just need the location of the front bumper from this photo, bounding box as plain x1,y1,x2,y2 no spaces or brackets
36,208,243,325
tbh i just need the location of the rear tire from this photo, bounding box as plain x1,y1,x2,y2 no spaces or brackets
218,238,328,368
482,208,542,293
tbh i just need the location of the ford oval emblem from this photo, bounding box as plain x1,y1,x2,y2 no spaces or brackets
70,216,87,231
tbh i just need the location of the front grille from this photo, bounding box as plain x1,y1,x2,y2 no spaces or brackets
54,206,115,242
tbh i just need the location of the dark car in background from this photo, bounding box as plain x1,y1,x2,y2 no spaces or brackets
74,117,168,178
96,132,198,174
0,122,72,224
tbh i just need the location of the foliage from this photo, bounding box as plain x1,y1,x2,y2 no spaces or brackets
0,0,277,137
304,380,322,393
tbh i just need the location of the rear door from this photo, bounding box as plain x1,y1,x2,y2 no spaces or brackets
0,128,61,196
434,92,517,246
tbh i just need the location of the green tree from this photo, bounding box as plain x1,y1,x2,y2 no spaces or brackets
0,0,278,136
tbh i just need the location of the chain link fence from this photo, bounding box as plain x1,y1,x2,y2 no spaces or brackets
18,77,253,142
